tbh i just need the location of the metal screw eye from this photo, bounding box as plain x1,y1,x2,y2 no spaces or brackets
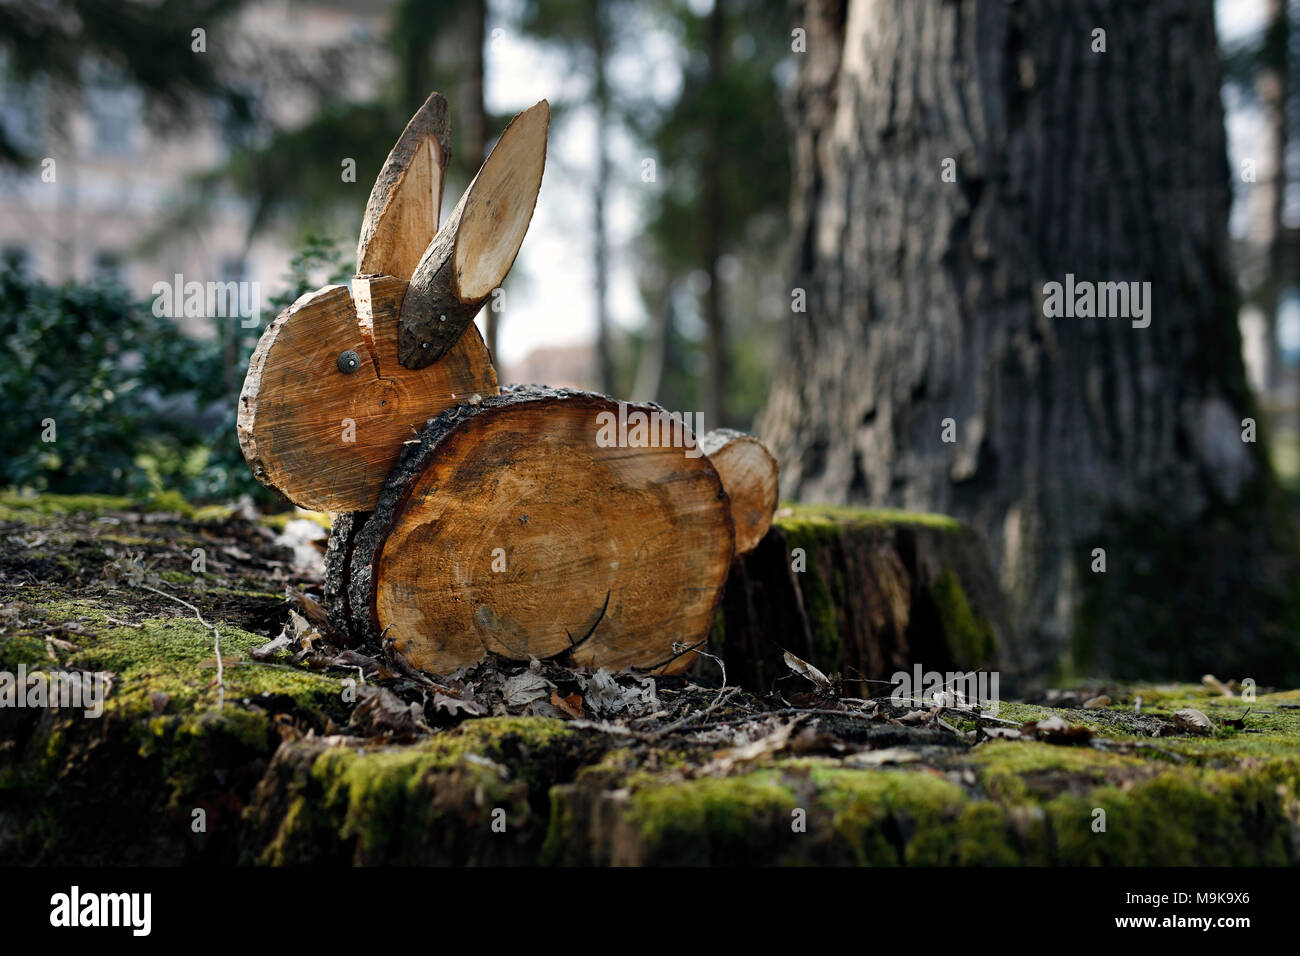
337,350,360,374
439,314,447,323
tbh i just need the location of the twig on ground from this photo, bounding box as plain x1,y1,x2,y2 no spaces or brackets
140,582,224,710
651,685,741,739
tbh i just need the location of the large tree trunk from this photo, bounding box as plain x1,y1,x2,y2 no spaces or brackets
760,0,1300,680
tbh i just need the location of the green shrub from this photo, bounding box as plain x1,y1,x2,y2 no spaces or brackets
0,236,352,503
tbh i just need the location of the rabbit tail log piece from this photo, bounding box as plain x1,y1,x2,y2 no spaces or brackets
240,93,780,676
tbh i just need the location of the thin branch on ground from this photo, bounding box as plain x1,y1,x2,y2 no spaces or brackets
140,582,224,710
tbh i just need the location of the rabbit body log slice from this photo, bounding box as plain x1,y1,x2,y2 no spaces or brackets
346,388,735,675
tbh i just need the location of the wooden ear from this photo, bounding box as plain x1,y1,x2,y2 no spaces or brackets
356,92,452,280
397,99,549,369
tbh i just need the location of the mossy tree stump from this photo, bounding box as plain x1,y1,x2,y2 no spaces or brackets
716,506,1020,692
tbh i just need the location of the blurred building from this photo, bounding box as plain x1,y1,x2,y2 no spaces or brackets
505,342,598,390
0,1,390,336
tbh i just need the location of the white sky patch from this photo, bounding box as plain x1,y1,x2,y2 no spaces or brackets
483,0,682,370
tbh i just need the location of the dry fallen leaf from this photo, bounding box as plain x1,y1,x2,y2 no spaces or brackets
1023,715,1094,744
783,650,831,689
1201,674,1235,698
550,690,584,719
983,726,1022,740
707,721,800,774
284,588,350,645
349,685,428,736
579,668,659,717
434,692,485,717
503,671,553,708
251,633,292,661
1172,708,1213,736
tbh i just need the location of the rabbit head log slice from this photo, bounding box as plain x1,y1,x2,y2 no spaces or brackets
237,94,550,513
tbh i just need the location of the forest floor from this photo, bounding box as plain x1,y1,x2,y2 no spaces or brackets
1,493,1297,865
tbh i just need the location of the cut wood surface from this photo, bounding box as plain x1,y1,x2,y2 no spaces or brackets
699,428,779,556
356,92,452,279
346,386,734,674
238,275,498,514
398,100,549,369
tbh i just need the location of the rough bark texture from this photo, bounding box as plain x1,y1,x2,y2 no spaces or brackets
702,0,729,428
346,386,734,675
1248,0,1289,393
323,509,364,642
392,195,484,368
592,0,616,395
760,0,1300,680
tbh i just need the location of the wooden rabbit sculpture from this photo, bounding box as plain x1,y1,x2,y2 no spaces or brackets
238,93,779,676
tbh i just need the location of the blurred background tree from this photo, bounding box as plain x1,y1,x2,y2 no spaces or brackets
628,0,789,427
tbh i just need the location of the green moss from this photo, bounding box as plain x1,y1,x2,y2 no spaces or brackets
930,569,997,666
625,770,797,865
778,522,842,668
306,742,517,861
0,633,49,670
0,490,329,534
768,504,973,675
263,717,572,865
776,502,962,534
138,709,273,809
0,492,137,522
1044,766,1298,865
142,489,196,517
569,681,1300,865
0,595,342,715
809,764,974,864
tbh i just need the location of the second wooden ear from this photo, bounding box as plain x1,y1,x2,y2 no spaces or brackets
398,100,550,369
